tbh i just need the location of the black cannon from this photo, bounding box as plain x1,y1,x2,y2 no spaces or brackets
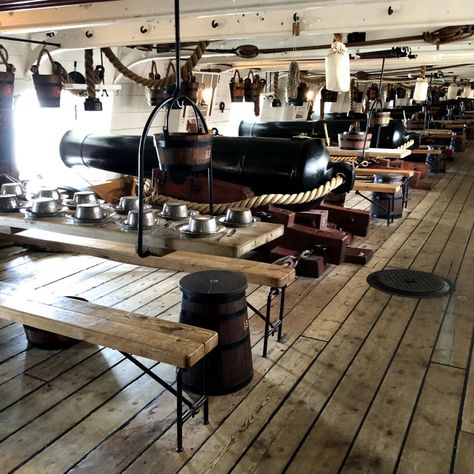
60,131,354,208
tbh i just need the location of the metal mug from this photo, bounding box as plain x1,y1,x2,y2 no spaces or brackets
225,208,253,225
187,215,217,234
118,196,139,212
162,202,189,219
74,203,105,220
126,209,156,228
1,183,25,197
73,191,97,205
0,193,20,211
31,197,60,215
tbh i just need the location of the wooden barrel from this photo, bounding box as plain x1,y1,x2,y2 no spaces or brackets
179,270,253,395
23,296,84,350
371,174,404,219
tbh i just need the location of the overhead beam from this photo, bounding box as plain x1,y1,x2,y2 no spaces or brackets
0,0,472,50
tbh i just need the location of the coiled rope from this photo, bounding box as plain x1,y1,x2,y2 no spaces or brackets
101,41,209,88
143,174,346,214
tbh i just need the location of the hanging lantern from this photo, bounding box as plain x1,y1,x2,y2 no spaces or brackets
447,78,458,100
412,66,428,102
325,36,350,93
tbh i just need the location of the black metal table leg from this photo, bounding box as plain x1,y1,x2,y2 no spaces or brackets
262,288,273,358
402,177,409,208
277,287,286,341
120,352,209,451
203,356,209,425
176,368,183,452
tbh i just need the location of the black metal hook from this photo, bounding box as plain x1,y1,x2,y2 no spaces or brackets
211,20,219,28
293,13,299,22
85,31,93,38
388,5,394,15
140,26,148,34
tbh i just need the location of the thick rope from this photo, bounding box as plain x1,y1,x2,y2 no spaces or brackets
144,175,345,214
84,49,96,99
273,71,279,98
101,41,209,88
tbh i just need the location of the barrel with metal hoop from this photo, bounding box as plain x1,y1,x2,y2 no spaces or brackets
426,145,446,173
23,296,86,349
179,270,253,395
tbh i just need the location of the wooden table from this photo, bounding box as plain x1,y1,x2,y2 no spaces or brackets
327,147,412,159
0,213,284,258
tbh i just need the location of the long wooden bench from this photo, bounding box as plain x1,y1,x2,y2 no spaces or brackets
1,229,296,357
0,280,218,452
352,180,402,226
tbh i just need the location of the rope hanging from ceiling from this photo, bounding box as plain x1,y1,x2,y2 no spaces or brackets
100,41,209,88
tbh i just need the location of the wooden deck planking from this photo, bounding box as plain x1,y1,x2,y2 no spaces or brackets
395,363,465,474
0,146,472,473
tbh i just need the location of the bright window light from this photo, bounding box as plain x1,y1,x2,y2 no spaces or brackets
14,89,113,190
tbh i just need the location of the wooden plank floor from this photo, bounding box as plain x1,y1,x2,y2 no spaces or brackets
1,147,473,473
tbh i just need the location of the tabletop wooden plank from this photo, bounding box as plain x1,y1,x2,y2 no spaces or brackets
353,181,401,193
0,229,294,288
0,214,283,258
328,147,412,159
355,168,415,177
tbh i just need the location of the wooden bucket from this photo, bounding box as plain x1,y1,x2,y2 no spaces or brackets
145,61,164,106
371,174,404,219
30,47,63,108
338,131,372,149
229,69,245,102
179,270,253,395
244,71,260,102
181,74,199,102
321,87,338,102
0,45,14,110
396,86,406,99
153,130,212,173
370,111,391,126
367,83,379,100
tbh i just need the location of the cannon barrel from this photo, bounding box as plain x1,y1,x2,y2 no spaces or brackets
60,132,353,200
239,118,410,149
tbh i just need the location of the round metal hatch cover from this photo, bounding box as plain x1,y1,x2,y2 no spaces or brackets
367,269,455,298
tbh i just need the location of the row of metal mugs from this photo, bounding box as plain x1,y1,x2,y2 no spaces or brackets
0,186,255,230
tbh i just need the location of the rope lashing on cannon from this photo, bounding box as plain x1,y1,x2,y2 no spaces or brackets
142,174,346,214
